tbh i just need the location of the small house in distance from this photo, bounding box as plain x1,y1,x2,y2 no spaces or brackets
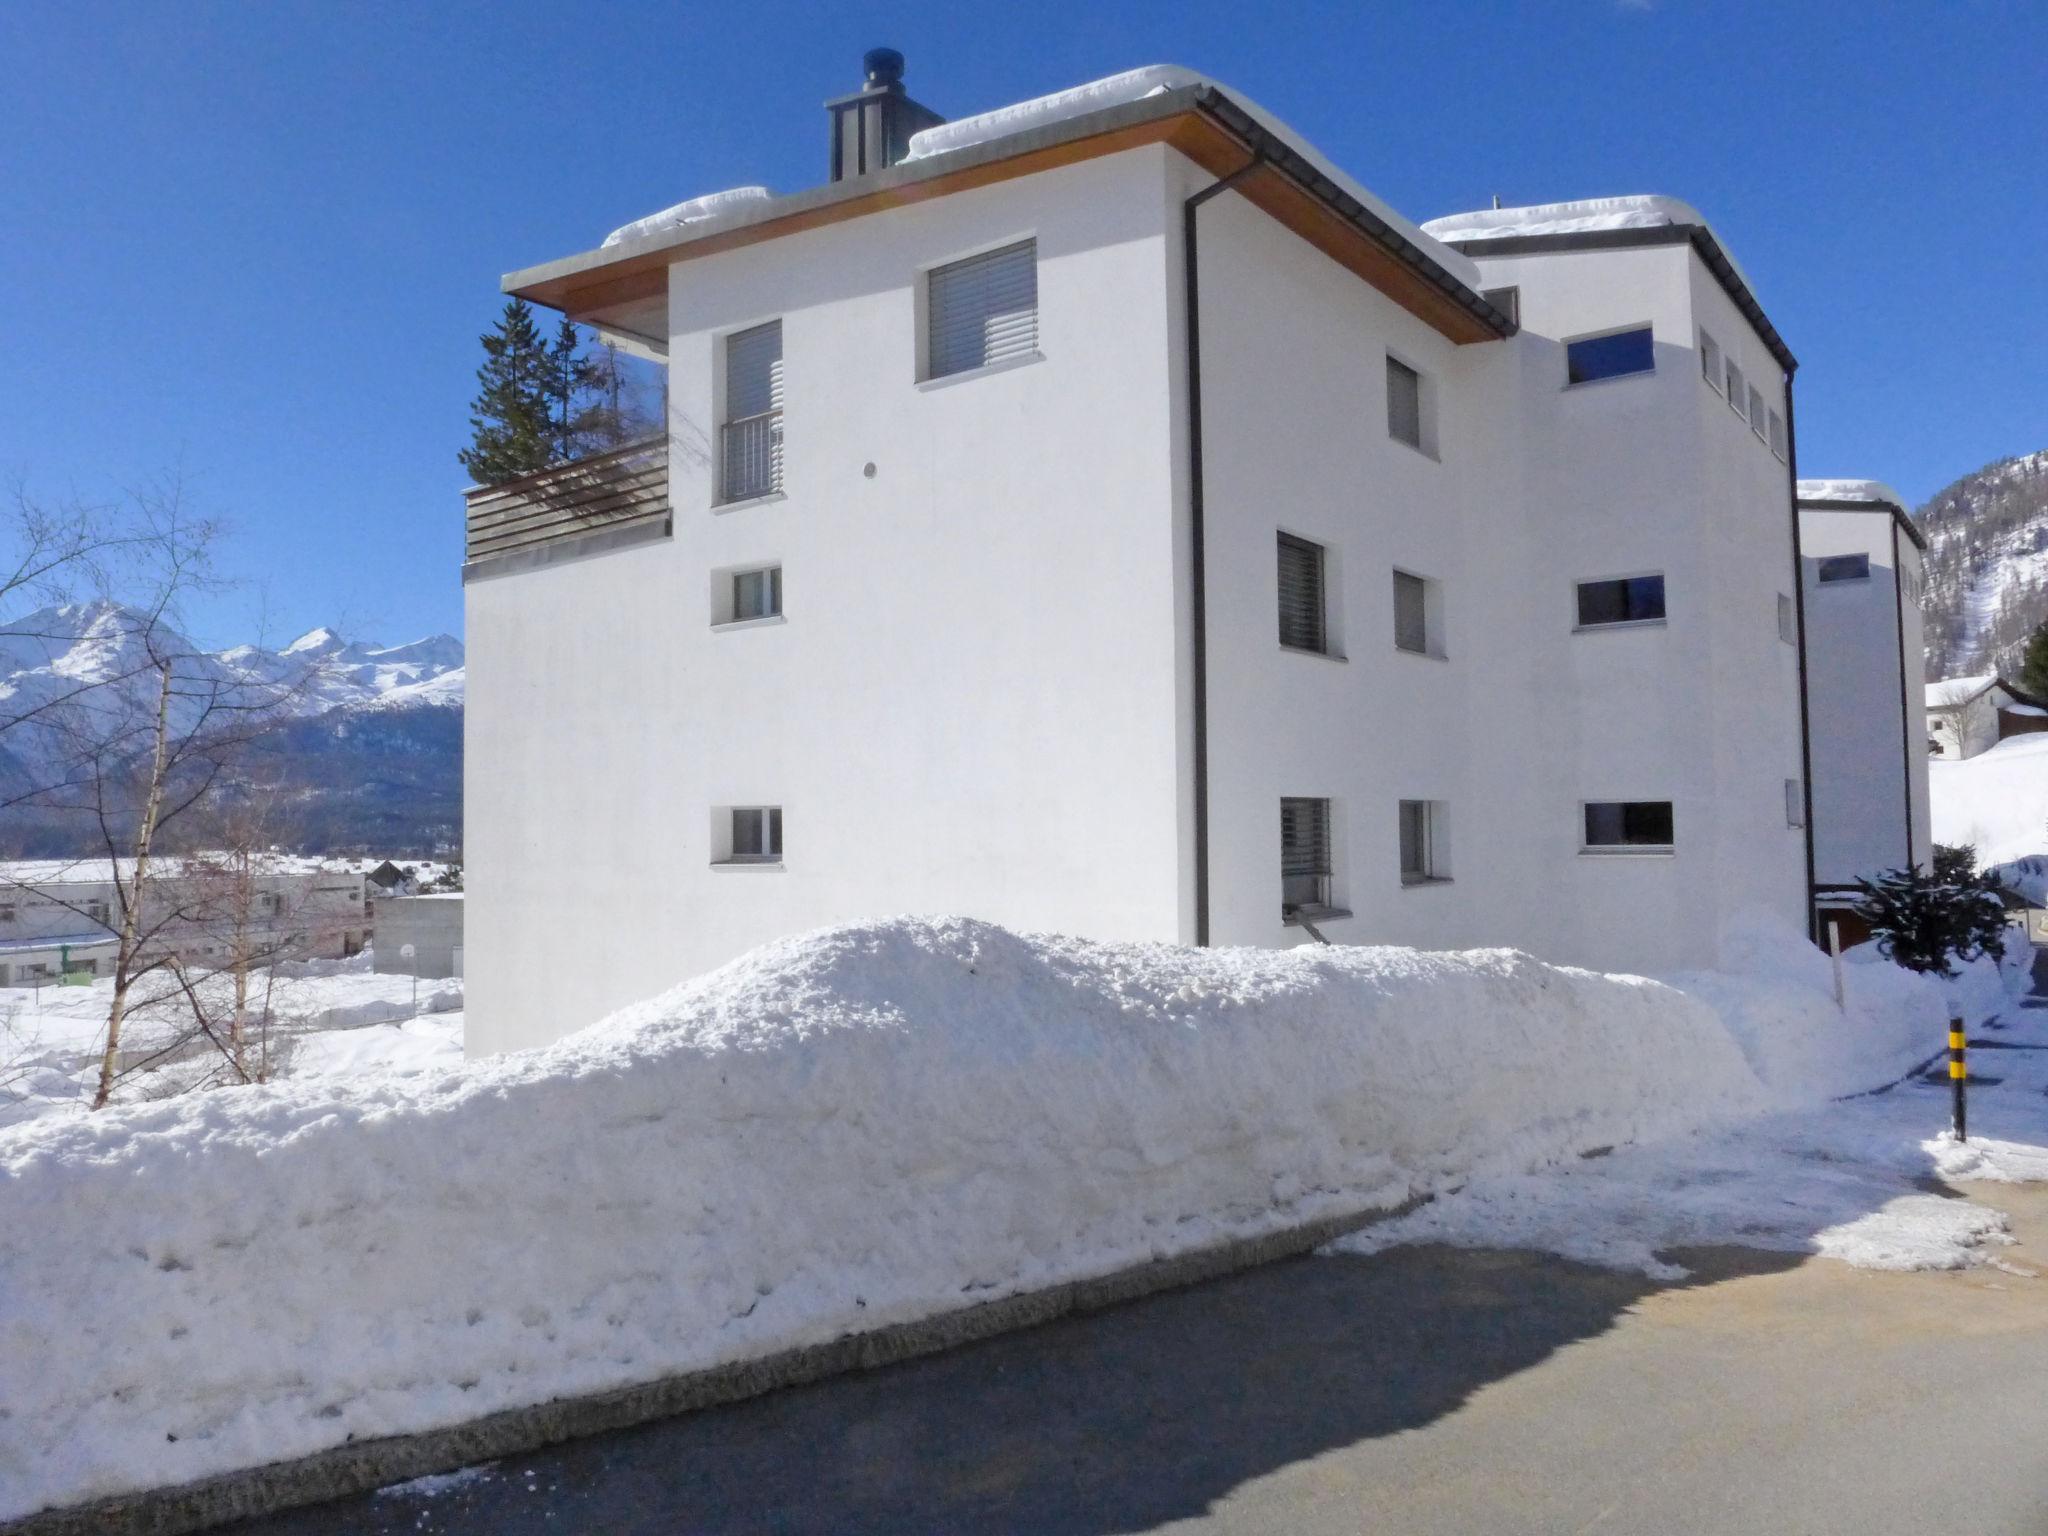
1926,674,2048,761
371,894,464,980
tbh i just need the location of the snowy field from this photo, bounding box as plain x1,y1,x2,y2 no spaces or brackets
1932,731,2048,872
0,958,462,1130
1,911,2037,1523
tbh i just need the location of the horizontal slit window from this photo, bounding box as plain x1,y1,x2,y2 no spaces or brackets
1576,574,1666,627
1567,325,1653,384
927,240,1037,380
1817,553,1871,583
1584,801,1674,850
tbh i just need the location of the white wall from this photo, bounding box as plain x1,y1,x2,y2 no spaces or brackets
1801,508,1924,885
466,148,1190,1053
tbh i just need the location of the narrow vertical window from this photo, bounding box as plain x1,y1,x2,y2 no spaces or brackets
1280,797,1333,917
1386,355,1424,450
1768,409,1788,460
1778,593,1796,644
1726,359,1745,416
926,240,1038,379
1748,384,1768,439
1277,533,1329,654
1700,329,1722,392
1392,570,1432,655
1784,779,1805,828
1399,800,1448,884
721,321,784,502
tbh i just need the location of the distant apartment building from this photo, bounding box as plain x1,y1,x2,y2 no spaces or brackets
0,859,368,986
465,57,1847,1053
1795,481,1932,940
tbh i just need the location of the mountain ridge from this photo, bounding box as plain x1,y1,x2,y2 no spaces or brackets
1919,449,2048,681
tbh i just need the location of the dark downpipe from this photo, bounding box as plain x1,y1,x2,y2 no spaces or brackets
1182,155,1263,947
1891,519,1919,871
1784,374,1820,942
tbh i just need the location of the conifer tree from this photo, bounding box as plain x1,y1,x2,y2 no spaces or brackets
459,299,555,485
546,317,592,463
2017,616,2048,699
1854,842,2009,978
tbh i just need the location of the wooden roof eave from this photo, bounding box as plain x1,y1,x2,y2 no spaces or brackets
503,89,1512,348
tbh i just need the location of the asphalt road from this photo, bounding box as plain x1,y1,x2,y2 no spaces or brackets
236,1180,2048,1536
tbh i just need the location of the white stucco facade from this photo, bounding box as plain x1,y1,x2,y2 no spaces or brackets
1797,490,1931,895
465,78,1829,1053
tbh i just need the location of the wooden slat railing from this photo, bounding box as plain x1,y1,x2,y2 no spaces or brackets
464,437,668,563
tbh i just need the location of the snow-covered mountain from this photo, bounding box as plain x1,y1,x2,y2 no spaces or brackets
1920,449,2048,679
0,602,463,854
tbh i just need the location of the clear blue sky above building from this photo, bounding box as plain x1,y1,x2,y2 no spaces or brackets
2,0,2039,646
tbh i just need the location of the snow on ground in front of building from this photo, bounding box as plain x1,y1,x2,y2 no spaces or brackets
0,961,463,1129
1331,944,2040,1280
1932,731,2048,868
0,911,1948,1522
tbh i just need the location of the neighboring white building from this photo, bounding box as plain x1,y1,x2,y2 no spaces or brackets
1925,673,2048,761
371,894,464,980
0,858,369,987
1795,480,1932,939
465,58,1823,1054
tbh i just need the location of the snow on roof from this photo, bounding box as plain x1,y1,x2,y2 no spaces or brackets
899,65,1484,292
1421,194,1755,296
1798,478,1908,510
602,187,773,250
1927,675,1995,708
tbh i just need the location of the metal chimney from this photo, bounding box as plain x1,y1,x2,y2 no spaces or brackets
826,48,945,181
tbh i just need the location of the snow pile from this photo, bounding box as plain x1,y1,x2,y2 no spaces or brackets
900,66,1483,291
1932,732,2048,865
1796,477,1908,509
1928,673,1994,708
1,916,1772,1521
601,186,772,249
1421,195,1760,297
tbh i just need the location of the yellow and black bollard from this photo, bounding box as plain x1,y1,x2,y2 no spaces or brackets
1949,1015,1968,1143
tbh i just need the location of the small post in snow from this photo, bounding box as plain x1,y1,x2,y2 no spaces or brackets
1827,920,1845,1009
1949,1014,1968,1143
401,943,418,1020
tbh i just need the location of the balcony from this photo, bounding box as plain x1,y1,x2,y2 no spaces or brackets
464,437,668,566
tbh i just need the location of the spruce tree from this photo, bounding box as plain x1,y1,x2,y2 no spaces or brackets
1854,842,2009,977
546,317,592,463
2017,616,2048,699
459,299,555,485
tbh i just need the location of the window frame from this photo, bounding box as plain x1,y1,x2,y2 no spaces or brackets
1748,384,1769,440
1699,328,1722,393
1563,323,1655,387
1768,408,1788,461
1276,531,1333,656
1280,796,1341,920
1778,592,1797,644
1725,358,1746,417
1817,553,1872,584
1784,778,1805,829
1581,800,1676,855
722,805,784,866
920,236,1041,384
730,565,783,624
1573,572,1668,631
1398,799,1451,886
1385,353,1427,454
1391,568,1443,658
717,319,785,506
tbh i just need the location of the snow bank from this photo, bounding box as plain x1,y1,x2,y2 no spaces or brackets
1933,733,2048,866
0,917,1766,1521
900,66,1484,291
601,186,772,249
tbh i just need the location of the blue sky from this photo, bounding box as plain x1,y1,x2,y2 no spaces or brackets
3,0,2040,647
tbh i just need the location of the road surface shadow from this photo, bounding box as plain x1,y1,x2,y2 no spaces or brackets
231,1242,1799,1536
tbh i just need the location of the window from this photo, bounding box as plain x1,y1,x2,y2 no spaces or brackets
721,320,784,503
1768,409,1788,460
1778,593,1796,644
1575,574,1666,628
1399,800,1449,885
1277,533,1328,654
1700,329,1722,392
1748,385,1768,440
1392,569,1440,656
1566,325,1653,385
1280,797,1333,917
1725,359,1745,416
731,566,782,623
926,239,1037,380
85,899,109,926
1902,561,1925,607
0,903,13,924
1785,778,1805,828
1817,553,1871,583
726,806,783,864
1386,355,1424,450
1481,285,1520,326
1583,801,1675,852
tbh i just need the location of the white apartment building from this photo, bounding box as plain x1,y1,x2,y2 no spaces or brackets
1795,481,1931,939
465,57,1822,1054
1926,674,2048,761
0,858,369,987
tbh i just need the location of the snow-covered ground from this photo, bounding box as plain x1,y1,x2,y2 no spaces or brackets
1931,731,2048,869
0,958,462,1130
0,911,2032,1523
